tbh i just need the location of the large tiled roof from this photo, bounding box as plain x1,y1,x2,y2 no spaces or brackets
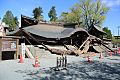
7,24,89,39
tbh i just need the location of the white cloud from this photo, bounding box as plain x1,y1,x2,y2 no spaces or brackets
116,0,120,5
102,0,120,7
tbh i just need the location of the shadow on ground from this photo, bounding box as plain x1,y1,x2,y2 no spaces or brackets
15,61,120,80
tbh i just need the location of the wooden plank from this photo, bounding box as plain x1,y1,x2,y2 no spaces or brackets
78,37,89,50
16,39,19,59
95,37,114,52
82,40,90,53
25,46,34,59
23,29,53,53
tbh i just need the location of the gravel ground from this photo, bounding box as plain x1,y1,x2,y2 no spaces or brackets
0,53,120,80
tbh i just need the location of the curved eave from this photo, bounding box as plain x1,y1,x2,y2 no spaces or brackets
7,27,89,39
94,25,105,34
25,28,89,39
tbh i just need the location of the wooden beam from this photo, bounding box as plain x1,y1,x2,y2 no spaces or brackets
95,37,114,52
78,37,89,50
22,29,53,53
25,46,34,59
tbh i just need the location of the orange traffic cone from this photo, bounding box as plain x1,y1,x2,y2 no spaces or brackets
118,48,120,54
18,53,24,63
99,53,103,59
114,49,116,55
33,55,40,67
87,56,92,63
109,51,112,56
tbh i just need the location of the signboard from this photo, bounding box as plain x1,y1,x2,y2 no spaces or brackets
21,43,25,59
0,37,19,60
2,41,17,51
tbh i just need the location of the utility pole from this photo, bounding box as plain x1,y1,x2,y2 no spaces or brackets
117,26,120,47
118,26,120,36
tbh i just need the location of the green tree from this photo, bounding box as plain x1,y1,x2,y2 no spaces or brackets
2,10,19,31
48,6,57,22
33,6,43,21
14,17,19,29
59,12,68,23
14,17,19,25
60,11,81,24
59,0,109,29
103,27,112,39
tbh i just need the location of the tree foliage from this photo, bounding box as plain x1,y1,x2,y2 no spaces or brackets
103,27,112,39
59,0,109,29
33,6,43,21
2,10,19,31
60,11,81,25
48,6,57,22
59,12,68,23
14,17,19,29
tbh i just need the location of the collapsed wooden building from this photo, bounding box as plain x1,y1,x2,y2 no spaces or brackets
7,15,113,56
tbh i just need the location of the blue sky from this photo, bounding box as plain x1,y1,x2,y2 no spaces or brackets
0,0,120,36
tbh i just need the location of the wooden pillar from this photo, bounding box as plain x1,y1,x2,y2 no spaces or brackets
71,38,72,45
14,39,19,59
16,39,19,59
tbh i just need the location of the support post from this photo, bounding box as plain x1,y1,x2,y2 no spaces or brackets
65,56,67,68
57,57,59,68
62,56,64,67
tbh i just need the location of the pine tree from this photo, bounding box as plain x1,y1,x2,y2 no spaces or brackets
33,6,43,21
2,10,19,31
48,6,57,22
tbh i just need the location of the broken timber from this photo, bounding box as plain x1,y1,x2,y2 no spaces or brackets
78,37,90,50
94,37,114,52
63,37,90,56
22,29,72,55
22,29,113,56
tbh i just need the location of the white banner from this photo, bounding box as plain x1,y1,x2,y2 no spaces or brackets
21,43,25,59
